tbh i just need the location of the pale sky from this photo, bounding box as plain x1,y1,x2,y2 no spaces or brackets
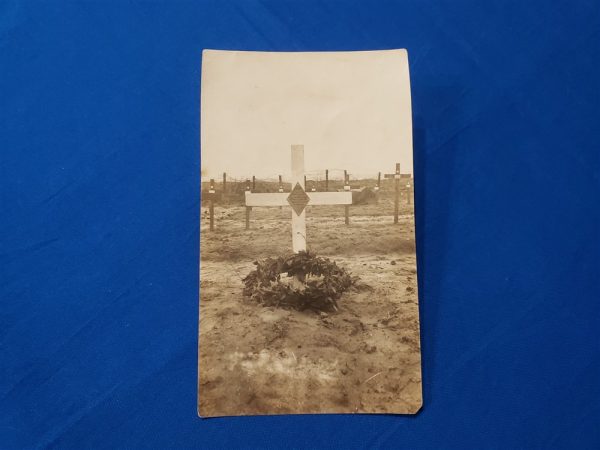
201,49,413,181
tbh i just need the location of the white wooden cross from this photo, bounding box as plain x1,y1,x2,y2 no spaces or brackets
245,145,352,253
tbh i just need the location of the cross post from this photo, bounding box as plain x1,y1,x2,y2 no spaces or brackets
384,163,401,223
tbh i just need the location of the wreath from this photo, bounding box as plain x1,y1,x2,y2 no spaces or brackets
242,251,361,312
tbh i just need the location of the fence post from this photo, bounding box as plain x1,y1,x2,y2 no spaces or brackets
209,178,215,231
344,171,350,225
394,163,400,224
278,175,283,209
245,180,251,229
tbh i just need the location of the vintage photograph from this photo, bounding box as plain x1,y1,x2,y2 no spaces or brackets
198,50,422,416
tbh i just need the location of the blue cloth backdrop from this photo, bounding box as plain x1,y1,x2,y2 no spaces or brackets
1,1,599,448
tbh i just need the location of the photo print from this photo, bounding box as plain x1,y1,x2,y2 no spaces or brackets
199,49,421,416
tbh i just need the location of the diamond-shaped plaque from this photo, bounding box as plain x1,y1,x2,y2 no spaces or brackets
287,182,310,215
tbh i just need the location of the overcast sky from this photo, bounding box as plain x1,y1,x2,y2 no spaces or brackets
201,49,413,181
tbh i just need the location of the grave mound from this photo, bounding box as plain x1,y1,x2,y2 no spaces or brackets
352,187,378,205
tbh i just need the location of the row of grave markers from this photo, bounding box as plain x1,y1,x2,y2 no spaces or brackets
205,176,413,231
205,175,413,232
215,168,412,194
219,170,359,194
204,150,413,234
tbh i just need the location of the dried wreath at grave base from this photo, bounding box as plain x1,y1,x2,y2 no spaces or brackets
242,251,362,312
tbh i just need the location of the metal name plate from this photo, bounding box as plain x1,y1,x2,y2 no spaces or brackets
287,182,310,215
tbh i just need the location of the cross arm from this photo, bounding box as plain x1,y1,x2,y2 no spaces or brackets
307,191,352,205
245,192,289,207
245,191,352,207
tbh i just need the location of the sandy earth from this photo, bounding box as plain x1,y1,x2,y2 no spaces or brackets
198,197,422,416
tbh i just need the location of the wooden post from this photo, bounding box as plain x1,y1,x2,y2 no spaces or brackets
209,178,215,231
252,175,256,191
344,171,350,225
304,175,307,188
245,181,251,229
278,175,283,209
222,172,227,193
278,175,283,191
377,172,381,190
394,163,400,224
325,169,329,192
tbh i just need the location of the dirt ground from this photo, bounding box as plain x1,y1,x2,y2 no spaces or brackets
198,196,422,416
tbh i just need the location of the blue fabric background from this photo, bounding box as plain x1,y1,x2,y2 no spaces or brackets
1,1,599,448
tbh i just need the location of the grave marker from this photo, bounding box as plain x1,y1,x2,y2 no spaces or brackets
245,181,252,230
244,145,352,252
385,163,401,224
208,178,216,231
344,171,350,225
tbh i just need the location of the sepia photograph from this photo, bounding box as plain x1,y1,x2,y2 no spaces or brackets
198,49,422,417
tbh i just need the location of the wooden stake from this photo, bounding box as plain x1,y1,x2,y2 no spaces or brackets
278,175,283,209
394,163,400,224
343,171,350,225
245,181,251,229
252,175,256,191
222,172,227,193
325,169,329,192
209,178,215,231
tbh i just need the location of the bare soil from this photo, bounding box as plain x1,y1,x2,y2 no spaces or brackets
198,197,422,416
